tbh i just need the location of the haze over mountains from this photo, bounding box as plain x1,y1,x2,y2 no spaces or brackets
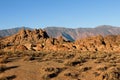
1,25,120,41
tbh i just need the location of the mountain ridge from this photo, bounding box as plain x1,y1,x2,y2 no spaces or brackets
1,25,120,41
44,25,120,40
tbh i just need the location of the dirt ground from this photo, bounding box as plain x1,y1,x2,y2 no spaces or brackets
0,50,120,80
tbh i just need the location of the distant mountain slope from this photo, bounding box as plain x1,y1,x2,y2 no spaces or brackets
44,25,120,41
0,25,120,41
0,27,31,37
44,27,76,41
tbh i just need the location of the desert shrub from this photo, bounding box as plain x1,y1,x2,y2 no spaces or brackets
107,63,117,68
12,51,23,57
97,66,108,71
44,67,55,72
77,56,86,62
93,72,100,77
43,73,57,79
70,60,81,66
53,59,64,63
64,53,75,59
64,58,86,66
89,53,97,59
64,72,79,79
0,65,6,73
101,67,120,80
96,52,107,58
0,77,8,80
0,55,8,63
0,75,16,80
0,50,6,55
79,66,92,72
115,58,120,63
43,67,63,79
94,59,102,63
21,55,35,61
109,60,116,63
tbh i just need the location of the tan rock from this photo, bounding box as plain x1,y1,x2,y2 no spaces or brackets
16,45,28,51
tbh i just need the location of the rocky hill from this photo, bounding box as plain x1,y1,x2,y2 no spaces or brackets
0,29,68,51
0,28,120,52
75,35,120,52
1,25,120,41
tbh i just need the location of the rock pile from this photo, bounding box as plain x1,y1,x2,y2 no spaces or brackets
1,29,120,52
75,35,120,52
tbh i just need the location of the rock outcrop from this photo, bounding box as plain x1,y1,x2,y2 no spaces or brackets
1,29,120,52
75,35,120,52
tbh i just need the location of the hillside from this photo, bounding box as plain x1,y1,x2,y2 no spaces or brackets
45,25,120,41
0,27,32,37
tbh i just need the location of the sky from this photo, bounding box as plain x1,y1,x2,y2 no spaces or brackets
0,0,120,29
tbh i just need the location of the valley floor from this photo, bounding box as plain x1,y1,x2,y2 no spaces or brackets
0,50,120,80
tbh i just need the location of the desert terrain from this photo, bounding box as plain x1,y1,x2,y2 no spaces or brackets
0,29,120,80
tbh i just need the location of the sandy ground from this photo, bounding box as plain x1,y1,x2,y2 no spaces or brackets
0,51,120,80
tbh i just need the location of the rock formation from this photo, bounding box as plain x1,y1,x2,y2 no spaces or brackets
0,29,120,52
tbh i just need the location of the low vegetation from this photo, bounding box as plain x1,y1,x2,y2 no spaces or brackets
0,50,119,80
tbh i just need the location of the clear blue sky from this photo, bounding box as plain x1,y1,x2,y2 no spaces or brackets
0,0,120,29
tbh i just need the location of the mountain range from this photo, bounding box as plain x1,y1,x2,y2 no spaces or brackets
1,25,120,41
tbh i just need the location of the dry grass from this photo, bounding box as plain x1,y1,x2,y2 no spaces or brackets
0,50,119,80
